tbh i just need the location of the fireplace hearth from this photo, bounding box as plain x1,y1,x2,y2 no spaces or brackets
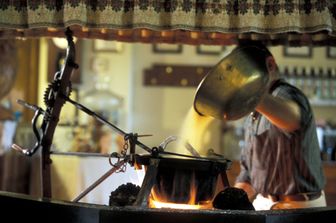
1,191,336,223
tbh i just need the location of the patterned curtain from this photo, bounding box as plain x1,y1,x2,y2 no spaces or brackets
0,0,335,45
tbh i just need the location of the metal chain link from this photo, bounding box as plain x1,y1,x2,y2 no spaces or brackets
120,138,129,158
108,136,129,172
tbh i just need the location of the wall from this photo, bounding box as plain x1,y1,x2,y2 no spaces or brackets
130,44,227,153
39,39,134,152
34,41,336,204
130,44,336,157
39,41,336,155
79,40,133,131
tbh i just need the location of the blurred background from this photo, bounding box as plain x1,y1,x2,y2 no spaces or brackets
3,40,336,156
1,39,336,205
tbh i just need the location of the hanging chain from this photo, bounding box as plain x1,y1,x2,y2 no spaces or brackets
108,135,129,172
120,137,129,158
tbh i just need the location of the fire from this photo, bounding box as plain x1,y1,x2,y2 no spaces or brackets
148,173,213,210
149,200,211,210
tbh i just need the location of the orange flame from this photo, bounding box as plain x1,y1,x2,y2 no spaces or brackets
148,173,212,210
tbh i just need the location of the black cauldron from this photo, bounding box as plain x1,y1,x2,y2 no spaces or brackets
135,154,231,204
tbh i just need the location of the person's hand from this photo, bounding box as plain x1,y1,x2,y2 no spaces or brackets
234,182,257,202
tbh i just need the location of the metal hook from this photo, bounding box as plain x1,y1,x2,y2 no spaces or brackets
11,100,45,156
159,135,178,150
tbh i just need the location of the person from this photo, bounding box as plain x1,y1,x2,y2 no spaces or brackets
231,43,326,210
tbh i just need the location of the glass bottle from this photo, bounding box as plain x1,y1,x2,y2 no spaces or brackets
304,67,313,98
331,68,336,99
321,68,330,99
314,67,323,100
82,74,123,125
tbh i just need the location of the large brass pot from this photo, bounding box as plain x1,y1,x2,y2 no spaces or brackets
194,45,270,120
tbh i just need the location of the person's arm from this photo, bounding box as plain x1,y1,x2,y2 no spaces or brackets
234,182,257,202
235,154,257,201
256,94,301,132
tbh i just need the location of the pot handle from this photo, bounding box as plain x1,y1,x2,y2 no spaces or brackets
159,135,178,150
159,135,200,157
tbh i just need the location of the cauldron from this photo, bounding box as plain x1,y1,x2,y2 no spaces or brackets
135,154,231,204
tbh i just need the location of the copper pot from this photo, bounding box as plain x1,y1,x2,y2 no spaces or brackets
194,45,270,120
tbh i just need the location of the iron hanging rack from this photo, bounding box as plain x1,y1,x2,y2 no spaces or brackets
12,27,78,198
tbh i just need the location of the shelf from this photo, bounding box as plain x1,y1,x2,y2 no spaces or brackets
309,99,336,106
143,64,211,87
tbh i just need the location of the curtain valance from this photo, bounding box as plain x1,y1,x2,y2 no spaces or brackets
0,0,335,45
